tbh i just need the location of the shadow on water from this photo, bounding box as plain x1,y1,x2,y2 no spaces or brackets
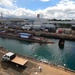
0,37,33,45
19,40,32,45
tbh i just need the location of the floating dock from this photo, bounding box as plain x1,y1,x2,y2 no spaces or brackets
1,28,75,41
0,47,75,75
0,32,54,44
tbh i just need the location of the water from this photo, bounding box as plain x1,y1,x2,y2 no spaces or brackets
0,37,75,70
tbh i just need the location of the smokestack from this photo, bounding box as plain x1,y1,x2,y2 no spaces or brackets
37,14,40,18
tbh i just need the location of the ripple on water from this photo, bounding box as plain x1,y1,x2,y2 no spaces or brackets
0,38,75,70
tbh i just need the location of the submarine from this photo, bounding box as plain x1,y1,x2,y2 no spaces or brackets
58,38,65,49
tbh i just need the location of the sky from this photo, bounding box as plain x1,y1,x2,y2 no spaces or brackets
0,0,75,19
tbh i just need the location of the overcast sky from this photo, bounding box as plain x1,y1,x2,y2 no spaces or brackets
0,0,75,19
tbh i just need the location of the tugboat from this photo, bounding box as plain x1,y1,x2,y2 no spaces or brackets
58,38,65,49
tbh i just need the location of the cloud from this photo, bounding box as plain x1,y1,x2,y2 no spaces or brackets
40,0,50,2
0,7,36,18
40,0,75,19
0,0,17,9
0,0,75,19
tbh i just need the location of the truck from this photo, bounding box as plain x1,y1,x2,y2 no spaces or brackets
2,52,28,66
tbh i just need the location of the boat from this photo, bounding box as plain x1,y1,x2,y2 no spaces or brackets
58,39,65,49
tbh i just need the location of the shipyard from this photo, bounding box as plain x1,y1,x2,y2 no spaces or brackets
0,15,75,41
0,0,75,75
0,15,75,75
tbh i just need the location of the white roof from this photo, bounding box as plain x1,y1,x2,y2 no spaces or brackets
5,52,15,57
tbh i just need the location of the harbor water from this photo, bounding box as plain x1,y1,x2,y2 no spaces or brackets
0,37,75,70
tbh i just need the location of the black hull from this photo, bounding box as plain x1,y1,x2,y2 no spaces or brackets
58,39,65,49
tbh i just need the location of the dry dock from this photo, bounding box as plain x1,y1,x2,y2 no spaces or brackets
0,47,75,75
